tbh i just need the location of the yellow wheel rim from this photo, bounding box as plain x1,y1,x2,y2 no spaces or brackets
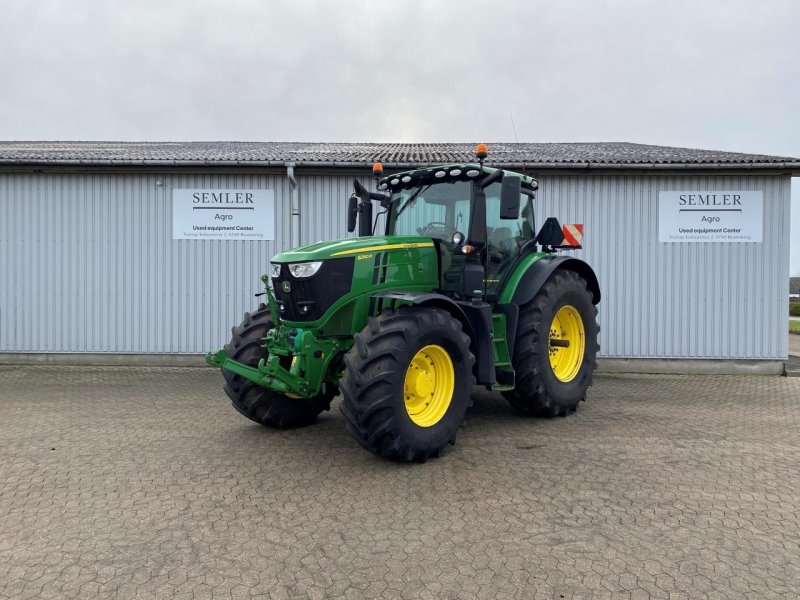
548,305,586,382
403,344,455,427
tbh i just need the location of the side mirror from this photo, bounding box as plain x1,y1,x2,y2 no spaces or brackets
353,179,370,203
500,175,521,219
347,195,358,233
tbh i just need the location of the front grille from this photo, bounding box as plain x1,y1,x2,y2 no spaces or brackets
272,257,355,321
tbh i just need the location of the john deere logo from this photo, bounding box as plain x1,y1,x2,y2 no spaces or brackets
282,281,292,293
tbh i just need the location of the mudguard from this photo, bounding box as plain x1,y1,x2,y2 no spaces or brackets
371,290,495,385
501,255,601,308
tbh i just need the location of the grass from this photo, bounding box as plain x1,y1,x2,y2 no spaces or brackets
790,319,800,335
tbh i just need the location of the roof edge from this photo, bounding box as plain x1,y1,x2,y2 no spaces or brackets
2,158,799,174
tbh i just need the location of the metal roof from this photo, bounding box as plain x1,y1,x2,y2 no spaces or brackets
0,141,798,171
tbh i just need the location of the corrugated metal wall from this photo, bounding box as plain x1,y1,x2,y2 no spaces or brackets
0,170,790,358
0,172,295,354
534,173,790,359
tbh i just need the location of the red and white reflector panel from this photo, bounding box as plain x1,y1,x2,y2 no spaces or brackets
562,224,584,246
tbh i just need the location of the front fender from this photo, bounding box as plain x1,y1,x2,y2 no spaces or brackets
371,290,496,386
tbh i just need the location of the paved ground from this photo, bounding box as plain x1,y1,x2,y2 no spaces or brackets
1,367,799,599
789,333,800,357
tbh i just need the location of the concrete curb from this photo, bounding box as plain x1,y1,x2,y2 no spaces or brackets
597,358,785,376
0,353,791,376
0,353,208,367
784,355,800,378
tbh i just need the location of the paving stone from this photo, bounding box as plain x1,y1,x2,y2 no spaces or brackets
1,366,799,598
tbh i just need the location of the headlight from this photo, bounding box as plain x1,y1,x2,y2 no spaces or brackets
269,263,282,278
288,261,323,278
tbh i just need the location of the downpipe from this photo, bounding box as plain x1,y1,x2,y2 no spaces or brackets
286,162,300,247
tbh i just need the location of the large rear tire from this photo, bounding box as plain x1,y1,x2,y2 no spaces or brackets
503,269,599,417
339,307,475,462
222,305,334,428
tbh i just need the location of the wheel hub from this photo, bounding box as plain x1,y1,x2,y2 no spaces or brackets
548,305,586,382
413,371,434,397
403,345,455,427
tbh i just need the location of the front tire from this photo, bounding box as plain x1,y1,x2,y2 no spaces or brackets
503,269,599,417
222,305,334,428
339,307,475,462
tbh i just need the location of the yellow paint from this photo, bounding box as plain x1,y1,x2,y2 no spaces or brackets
403,344,455,427
548,305,586,382
331,242,434,256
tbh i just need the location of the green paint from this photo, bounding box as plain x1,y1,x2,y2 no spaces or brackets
496,252,550,304
271,235,436,263
275,236,439,332
206,326,341,398
491,312,514,392
206,163,570,399
206,235,441,397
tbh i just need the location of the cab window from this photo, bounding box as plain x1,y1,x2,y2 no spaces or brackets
389,181,471,242
484,182,534,291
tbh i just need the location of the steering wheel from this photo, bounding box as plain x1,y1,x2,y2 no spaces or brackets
417,221,455,237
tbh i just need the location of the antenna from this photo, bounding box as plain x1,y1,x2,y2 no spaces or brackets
509,109,519,142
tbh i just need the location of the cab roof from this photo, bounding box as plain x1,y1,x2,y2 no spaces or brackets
377,163,538,193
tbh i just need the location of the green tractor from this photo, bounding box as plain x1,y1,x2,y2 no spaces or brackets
207,144,600,462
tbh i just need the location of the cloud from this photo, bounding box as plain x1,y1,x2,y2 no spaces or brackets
1,0,799,270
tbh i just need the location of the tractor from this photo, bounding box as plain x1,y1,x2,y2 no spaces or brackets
206,144,600,462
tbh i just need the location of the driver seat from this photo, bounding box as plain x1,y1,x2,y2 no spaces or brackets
489,227,514,252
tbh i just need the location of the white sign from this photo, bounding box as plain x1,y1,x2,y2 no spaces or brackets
658,191,763,243
172,189,275,240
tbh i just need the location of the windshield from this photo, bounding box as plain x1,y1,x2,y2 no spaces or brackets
387,181,472,242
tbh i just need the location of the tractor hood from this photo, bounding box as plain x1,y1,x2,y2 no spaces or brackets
271,235,435,263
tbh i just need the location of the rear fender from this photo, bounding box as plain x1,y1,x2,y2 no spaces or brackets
502,256,601,308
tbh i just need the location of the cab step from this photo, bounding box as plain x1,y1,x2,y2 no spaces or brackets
491,313,515,391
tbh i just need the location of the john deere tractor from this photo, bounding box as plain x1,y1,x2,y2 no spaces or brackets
207,144,600,462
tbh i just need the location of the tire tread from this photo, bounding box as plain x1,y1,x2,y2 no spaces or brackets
503,270,599,417
222,305,334,428
340,307,475,462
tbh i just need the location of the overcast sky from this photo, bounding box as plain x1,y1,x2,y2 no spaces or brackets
1,0,798,273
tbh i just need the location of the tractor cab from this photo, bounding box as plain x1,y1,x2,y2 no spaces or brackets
381,163,538,299
349,145,540,301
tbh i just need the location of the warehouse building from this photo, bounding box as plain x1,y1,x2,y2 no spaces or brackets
0,141,797,373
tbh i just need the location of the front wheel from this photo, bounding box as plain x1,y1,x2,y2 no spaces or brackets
503,269,599,417
339,307,475,462
222,305,335,428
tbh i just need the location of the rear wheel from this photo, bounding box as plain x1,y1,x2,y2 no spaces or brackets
222,305,334,428
503,270,599,417
340,306,475,462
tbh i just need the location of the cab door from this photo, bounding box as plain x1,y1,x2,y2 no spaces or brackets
483,183,534,297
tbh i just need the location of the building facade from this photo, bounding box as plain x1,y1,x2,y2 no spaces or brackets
0,142,797,372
